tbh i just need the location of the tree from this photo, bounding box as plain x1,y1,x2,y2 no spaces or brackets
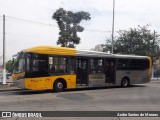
6,59,15,73
90,44,105,52
104,25,160,56
52,8,91,48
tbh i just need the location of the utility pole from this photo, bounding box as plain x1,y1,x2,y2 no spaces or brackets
0,55,2,66
111,0,115,54
3,14,6,84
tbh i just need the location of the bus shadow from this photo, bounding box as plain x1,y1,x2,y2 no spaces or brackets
64,84,146,92
130,84,147,88
15,84,147,95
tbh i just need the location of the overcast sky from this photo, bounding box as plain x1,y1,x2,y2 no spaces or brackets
0,0,160,62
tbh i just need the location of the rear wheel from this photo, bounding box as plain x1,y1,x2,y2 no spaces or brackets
121,78,130,87
53,80,65,92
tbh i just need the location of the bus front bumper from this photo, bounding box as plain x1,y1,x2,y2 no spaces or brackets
13,79,25,89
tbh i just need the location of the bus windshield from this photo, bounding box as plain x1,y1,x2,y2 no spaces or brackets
14,52,26,74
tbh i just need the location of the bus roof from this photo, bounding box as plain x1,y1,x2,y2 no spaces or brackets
23,46,149,59
24,46,76,56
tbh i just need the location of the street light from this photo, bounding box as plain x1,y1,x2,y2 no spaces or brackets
111,0,115,54
3,14,6,84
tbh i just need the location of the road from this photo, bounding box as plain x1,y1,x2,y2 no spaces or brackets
0,81,160,120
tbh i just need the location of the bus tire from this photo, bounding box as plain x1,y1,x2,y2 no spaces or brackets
53,79,66,92
121,77,130,87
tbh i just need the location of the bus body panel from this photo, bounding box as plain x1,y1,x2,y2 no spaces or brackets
14,75,76,90
89,73,105,87
12,72,25,81
12,46,152,91
13,78,25,89
148,57,152,77
116,70,150,85
25,75,76,90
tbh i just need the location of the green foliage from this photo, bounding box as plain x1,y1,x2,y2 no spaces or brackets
52,8,91,48
104,25,160,56
6,59,15,73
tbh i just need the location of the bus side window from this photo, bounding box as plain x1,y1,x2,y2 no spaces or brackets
97,59,103,73
118,59,130,70
54,57,59,73
39,60,47,72
90,59,103,73
26,53,31,71
50,65,55,73
90,59,96,73
49,57,67,74
69,58,75,74
131,59,149,70
49,57,55,74
59,58,67,73
33,60,39,71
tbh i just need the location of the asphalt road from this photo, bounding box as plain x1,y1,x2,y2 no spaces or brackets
0,81,160,120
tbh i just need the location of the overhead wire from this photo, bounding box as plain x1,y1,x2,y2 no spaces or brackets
6,16,58,27
5,15,113,33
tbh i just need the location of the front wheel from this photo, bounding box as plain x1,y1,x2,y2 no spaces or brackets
121,78,130,87
53,80,65,92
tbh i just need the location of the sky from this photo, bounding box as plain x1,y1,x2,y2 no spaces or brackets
0,0,160,62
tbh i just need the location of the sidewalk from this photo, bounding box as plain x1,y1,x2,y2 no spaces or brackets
151,78,160,81
0,77,17,91
150,78,160,84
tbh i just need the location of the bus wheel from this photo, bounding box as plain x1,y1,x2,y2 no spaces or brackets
121,78,130,87
53,80,65,92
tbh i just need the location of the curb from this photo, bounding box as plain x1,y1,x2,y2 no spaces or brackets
0,88,21,92
0,82,13,87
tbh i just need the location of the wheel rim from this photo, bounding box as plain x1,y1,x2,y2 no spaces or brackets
122,79,128,87
57,82,63,89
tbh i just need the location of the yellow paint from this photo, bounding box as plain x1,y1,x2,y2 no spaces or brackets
12,72,25,80
24,75,76,90
148,57,152,77
24,46,76,56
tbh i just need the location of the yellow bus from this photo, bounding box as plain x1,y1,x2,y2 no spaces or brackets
12,46,152,92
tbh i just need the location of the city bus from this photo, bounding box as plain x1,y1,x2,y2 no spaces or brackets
12,46,152,92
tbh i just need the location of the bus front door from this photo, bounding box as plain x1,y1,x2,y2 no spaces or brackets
105,60,116,83
76,59,88,85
